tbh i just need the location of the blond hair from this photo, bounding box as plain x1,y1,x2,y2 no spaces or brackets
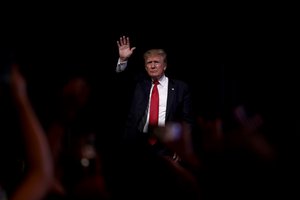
143,49,167,64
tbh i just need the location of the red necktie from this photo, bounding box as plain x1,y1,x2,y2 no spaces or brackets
149,80,159,126
148,80,159,145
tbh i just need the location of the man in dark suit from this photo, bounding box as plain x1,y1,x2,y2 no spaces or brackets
116,36,194,157
111,36,202,200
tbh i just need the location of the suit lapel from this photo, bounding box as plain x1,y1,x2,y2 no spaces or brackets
140,79,152,115
144,79,152,99
137,79,153,132
166,79,175,120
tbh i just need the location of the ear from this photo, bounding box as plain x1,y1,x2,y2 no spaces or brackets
164,66,167,70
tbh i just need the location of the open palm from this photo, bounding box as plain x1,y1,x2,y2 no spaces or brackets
117,36,136,60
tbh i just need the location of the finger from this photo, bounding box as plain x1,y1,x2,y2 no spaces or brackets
121,36,126,45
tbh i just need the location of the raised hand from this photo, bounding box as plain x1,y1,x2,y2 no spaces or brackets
8,63,54,200
117,36,136,62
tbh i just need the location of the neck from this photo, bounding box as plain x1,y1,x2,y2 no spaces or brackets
152,74,164,82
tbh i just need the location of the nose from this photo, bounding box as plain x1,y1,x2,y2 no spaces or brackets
151,62,158,67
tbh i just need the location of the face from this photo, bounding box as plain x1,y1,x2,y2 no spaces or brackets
62,77,90,108
145,55,166,80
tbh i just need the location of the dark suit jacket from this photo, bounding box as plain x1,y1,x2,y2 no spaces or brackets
123,76,194,147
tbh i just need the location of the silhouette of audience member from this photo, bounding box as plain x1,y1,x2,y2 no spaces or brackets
45,72,110,200
0,64,53,200
193,68,282,199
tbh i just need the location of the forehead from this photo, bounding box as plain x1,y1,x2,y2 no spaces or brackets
145,55,164,61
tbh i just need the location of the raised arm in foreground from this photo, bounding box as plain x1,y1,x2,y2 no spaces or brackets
9,64,53,200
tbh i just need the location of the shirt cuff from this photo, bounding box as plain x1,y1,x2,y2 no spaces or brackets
116,58,128,73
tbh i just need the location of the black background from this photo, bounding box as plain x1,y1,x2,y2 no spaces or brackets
1,4,299,198
1,3,298,151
